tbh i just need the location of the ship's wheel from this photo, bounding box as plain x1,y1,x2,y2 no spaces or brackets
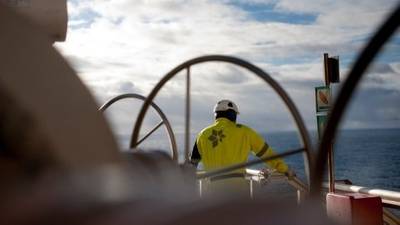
129,55,314,189
99,93,178,162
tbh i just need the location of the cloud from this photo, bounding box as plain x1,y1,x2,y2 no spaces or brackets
209,65,250,84
368,63,397,74
55,0,400,148
117,81,136,93
342,88,400,129
360,62,400,90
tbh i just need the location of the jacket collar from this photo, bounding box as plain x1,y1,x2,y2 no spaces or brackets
215,117,235,125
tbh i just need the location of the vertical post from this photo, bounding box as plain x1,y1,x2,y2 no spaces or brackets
324,53,330,86
324,53,335,193
328,144,335,193
297,190,301,204
250,179,254,199
199,179,202,197
184,66,191,163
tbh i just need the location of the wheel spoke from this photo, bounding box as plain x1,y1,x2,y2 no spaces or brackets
136,121,164,146
184,66,191,163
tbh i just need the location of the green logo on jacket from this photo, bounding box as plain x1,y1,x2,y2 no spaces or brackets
208,129,226,148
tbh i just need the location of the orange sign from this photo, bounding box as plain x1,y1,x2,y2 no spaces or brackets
315,86,331,112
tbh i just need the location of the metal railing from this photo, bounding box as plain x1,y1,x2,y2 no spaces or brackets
321,182,400,208
246,169,308,202
198,168,400,225
247,170,400,225
321,182,400,225
197,168,308,202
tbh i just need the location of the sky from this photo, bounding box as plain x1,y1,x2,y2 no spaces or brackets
55,0,400,150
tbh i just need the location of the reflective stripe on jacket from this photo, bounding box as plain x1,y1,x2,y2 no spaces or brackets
196,118,288,173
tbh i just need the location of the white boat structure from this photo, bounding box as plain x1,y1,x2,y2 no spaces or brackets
0,1,399,225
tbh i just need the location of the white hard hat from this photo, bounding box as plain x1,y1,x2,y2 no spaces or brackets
214,100,239,114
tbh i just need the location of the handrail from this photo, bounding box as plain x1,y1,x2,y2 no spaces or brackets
322,182,400,207
197,168,308,203
321,182,400,225
196,148,304,179
245,169,308,194
248,170,400,224
198,168,400,225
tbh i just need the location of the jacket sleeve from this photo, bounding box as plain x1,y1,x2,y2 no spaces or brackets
257,145,288,173
248,128,288,173
190,141,201,167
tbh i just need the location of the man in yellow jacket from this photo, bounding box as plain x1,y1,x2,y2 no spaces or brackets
191,100,291,195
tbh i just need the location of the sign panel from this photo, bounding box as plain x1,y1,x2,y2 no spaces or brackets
328,57,340,83
317,114,328,139
315,86,331,112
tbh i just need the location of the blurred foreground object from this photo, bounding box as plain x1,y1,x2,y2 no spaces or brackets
0,2,121,182
327,193,383,225
0,0,67,42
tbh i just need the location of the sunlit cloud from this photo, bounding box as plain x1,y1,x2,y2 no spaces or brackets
56,0,400,149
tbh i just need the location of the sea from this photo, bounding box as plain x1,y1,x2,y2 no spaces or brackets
131,127,400,192
256,128,400,192
121,127,400,214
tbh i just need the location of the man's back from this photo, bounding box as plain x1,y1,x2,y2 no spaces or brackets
196,118,265,171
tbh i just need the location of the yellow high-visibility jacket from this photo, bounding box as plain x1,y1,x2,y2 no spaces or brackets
195,118,288,173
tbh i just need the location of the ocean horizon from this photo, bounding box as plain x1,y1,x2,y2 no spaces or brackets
117,127,400,192
259,127,400,192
